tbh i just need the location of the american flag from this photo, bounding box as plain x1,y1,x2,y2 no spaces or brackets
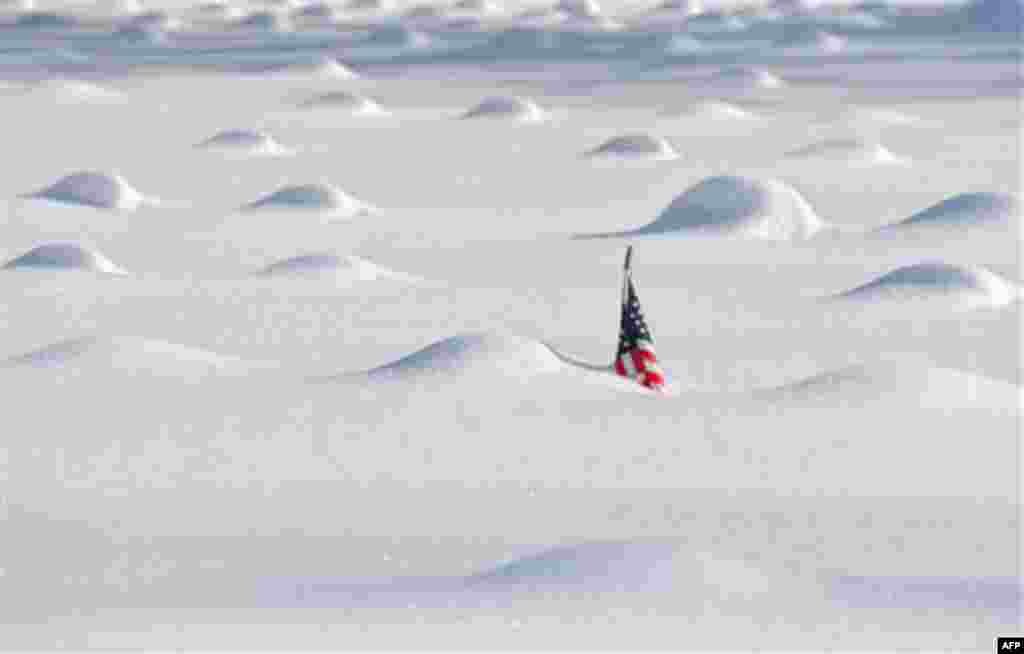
613,247,665,392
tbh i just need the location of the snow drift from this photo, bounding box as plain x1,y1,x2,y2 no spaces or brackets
3,243,126,274
880,192,1018,231
784,137,906,165
2,336,262,380
128,8,183,30
779,29,847,53
292,1,339,21
461,96,547,122
403,3,447,20
234,10,290,30
15,10,77,27
585,133,678,160
363,25,433,48
194,1,243,19
258,253,419,283
275,57,358,79
833,262,1019,309
25,171,150,211
361,332,564,382
837,107,929,129
654,0,704,15
299,91,385,115
577,175,825,241
759,362,1020,410
453,0,499,12
710,67,787,89
466,541,685,591
465,541,773,598
346,0,393,9
557,0,602,17
242,183,371,217
112,24,169,44
29,79,120,103
195,129,289,156
678,100,757,121
2,0,36,11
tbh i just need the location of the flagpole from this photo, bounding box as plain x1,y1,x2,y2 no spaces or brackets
622,245,633,306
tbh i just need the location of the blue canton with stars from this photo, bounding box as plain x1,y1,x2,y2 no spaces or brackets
618,276,654,357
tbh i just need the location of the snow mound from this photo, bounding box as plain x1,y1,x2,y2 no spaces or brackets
760,363,1020,410
128,8,181,29
31,79,120,103
26,171,150,211
513,5,570,26
461,96,547,121
465,541,771,596
15,10,77,27
3,243,126,275
811,30,848,52
292,1,338,20
279,56,358,79
242,183,371,217
364,24,433,48
103,0,143,15
771,0,823,13
680,100,756,120
2,336,259,379
404,3,447,19
780,29,847,52
453,0,499,12
346,0,392,9
685,11,747,33
113,23,169,44
586,133,678,160
834,262,1019,308
784,137,906,165
841,107,927,128
557,0,601,17
2,0,36,11
365,332,564,381
195,129,289,156
235,10,290,30
655,0,704,14
258,253,418,282
299,91,385,115
710,66,786,89
883,193,1018,231
195,1,243,19
467,541,684,590
580,175,824,241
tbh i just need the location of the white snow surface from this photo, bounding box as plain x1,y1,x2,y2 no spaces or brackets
0,4,1019,650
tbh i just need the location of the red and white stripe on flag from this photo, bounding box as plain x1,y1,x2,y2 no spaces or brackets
614,340,665,391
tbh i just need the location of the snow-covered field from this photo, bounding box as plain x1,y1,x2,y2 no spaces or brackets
0,0,1020,649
